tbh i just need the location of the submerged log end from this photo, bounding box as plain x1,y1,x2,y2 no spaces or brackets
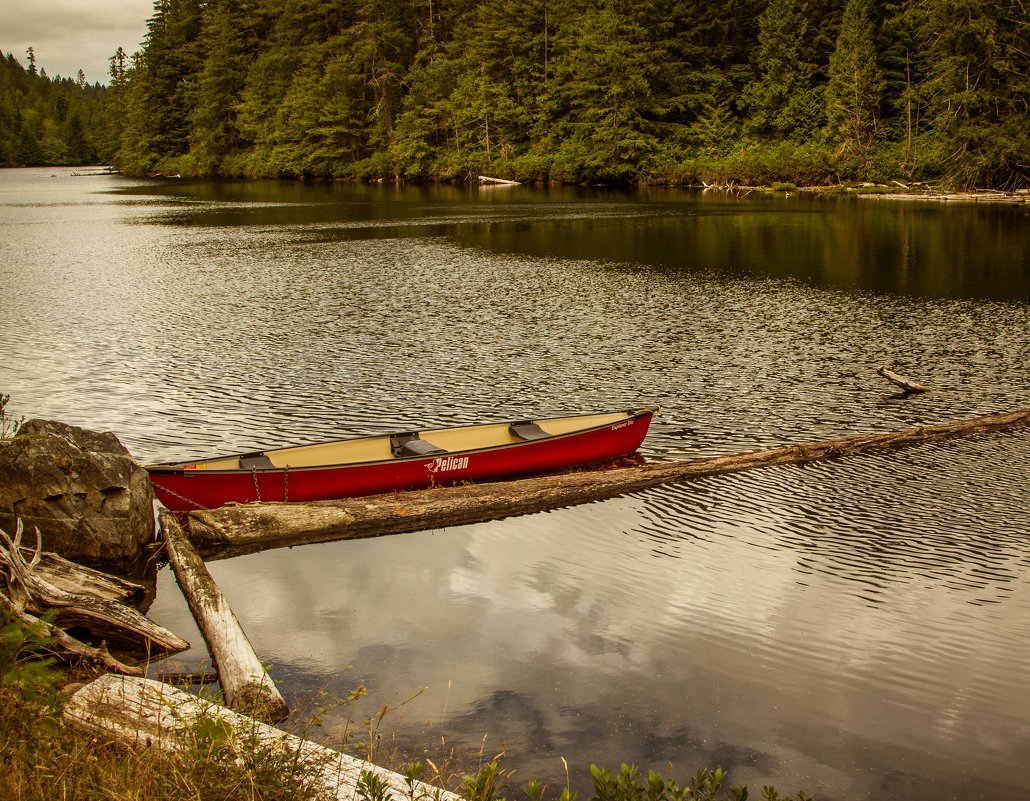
230,682,290,724
876,366,928,393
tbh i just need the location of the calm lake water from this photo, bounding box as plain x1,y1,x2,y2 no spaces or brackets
2,168,1029,800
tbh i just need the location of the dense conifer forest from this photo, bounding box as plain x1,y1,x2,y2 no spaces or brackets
6,0,1030,187
0,50,107,166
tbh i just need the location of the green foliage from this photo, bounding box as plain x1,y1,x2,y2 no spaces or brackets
578,763,811,801
358,768,396,801
0,392,24,439
66,0,1028,188
0,604,61,707
0,51,106,166
462,759,504,801
741,0,823,142
825,0,885,177
913,0,1030,188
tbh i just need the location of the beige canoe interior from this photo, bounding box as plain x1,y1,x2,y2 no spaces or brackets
185,411,638,470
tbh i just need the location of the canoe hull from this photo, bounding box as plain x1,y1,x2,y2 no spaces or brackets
148,410,654,511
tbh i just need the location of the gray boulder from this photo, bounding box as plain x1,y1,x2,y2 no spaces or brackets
0,419,155,576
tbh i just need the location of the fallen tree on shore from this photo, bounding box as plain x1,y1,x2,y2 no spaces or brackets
187,407,1030,559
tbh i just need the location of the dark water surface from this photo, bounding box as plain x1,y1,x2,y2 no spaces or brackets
2,168,1029,800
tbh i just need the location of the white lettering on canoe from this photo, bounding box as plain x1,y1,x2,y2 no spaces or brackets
612,420,634,431
428,455,469,473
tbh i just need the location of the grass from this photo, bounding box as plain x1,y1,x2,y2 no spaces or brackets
0,604,326,801
0,392,23,439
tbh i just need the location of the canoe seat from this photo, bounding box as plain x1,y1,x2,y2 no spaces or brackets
509,421,551,441
239,453,275,470
391,433,446,458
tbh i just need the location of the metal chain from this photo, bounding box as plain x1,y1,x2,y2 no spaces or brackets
283,465,289,503
252,466,261,502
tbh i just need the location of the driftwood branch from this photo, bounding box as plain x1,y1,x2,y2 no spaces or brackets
187,407,1030,559
0,589,144,675
64,674,461,801
0,519,188,661
159,510,289,722
877,366,928,393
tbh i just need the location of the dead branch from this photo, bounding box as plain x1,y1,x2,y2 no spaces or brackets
876,366,928,393
0,519,188,660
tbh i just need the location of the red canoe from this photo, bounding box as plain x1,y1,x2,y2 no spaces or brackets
146,408,656,511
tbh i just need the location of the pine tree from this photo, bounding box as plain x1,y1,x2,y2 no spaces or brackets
916,0,1030,188
742,0,823,142
188,0,249,172
825,0,884,176
546,0,664,182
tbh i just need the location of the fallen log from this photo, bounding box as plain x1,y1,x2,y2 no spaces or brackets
188,407,1030,559
0,519,188,657
35,552,147,606
159,510,289,722
64,674,461,801
876,366,928,393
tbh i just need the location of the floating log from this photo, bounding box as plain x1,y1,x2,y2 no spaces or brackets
187,407,1030,559
159,510,289,722
478,175,520,185
64,674,461,801
876,366,928,393
0,519,187,658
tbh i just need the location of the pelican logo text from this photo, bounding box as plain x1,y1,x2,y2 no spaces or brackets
428,455,469,473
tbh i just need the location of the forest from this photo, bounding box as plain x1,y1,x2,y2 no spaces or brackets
6,0,1030,188
0,49,107,166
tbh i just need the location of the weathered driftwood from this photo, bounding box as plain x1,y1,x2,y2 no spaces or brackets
35,551,146,606
159,510,289,722
64,674,461,801
0,595,144,675
188,407,1030,559
0,519,188,658
877,366,928,393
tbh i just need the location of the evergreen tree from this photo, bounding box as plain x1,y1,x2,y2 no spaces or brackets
0,50,104,166
742,0,822,142
916,0,1030,188
546,0,664,182
188,0,250,172
86,0,1029,187
124,0,204,170
825,0,884,176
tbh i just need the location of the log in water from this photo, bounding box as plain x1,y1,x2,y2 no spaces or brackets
160,510,289,722
187,407,1030,559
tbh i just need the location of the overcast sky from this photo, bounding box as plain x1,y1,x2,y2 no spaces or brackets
1,0,154,85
